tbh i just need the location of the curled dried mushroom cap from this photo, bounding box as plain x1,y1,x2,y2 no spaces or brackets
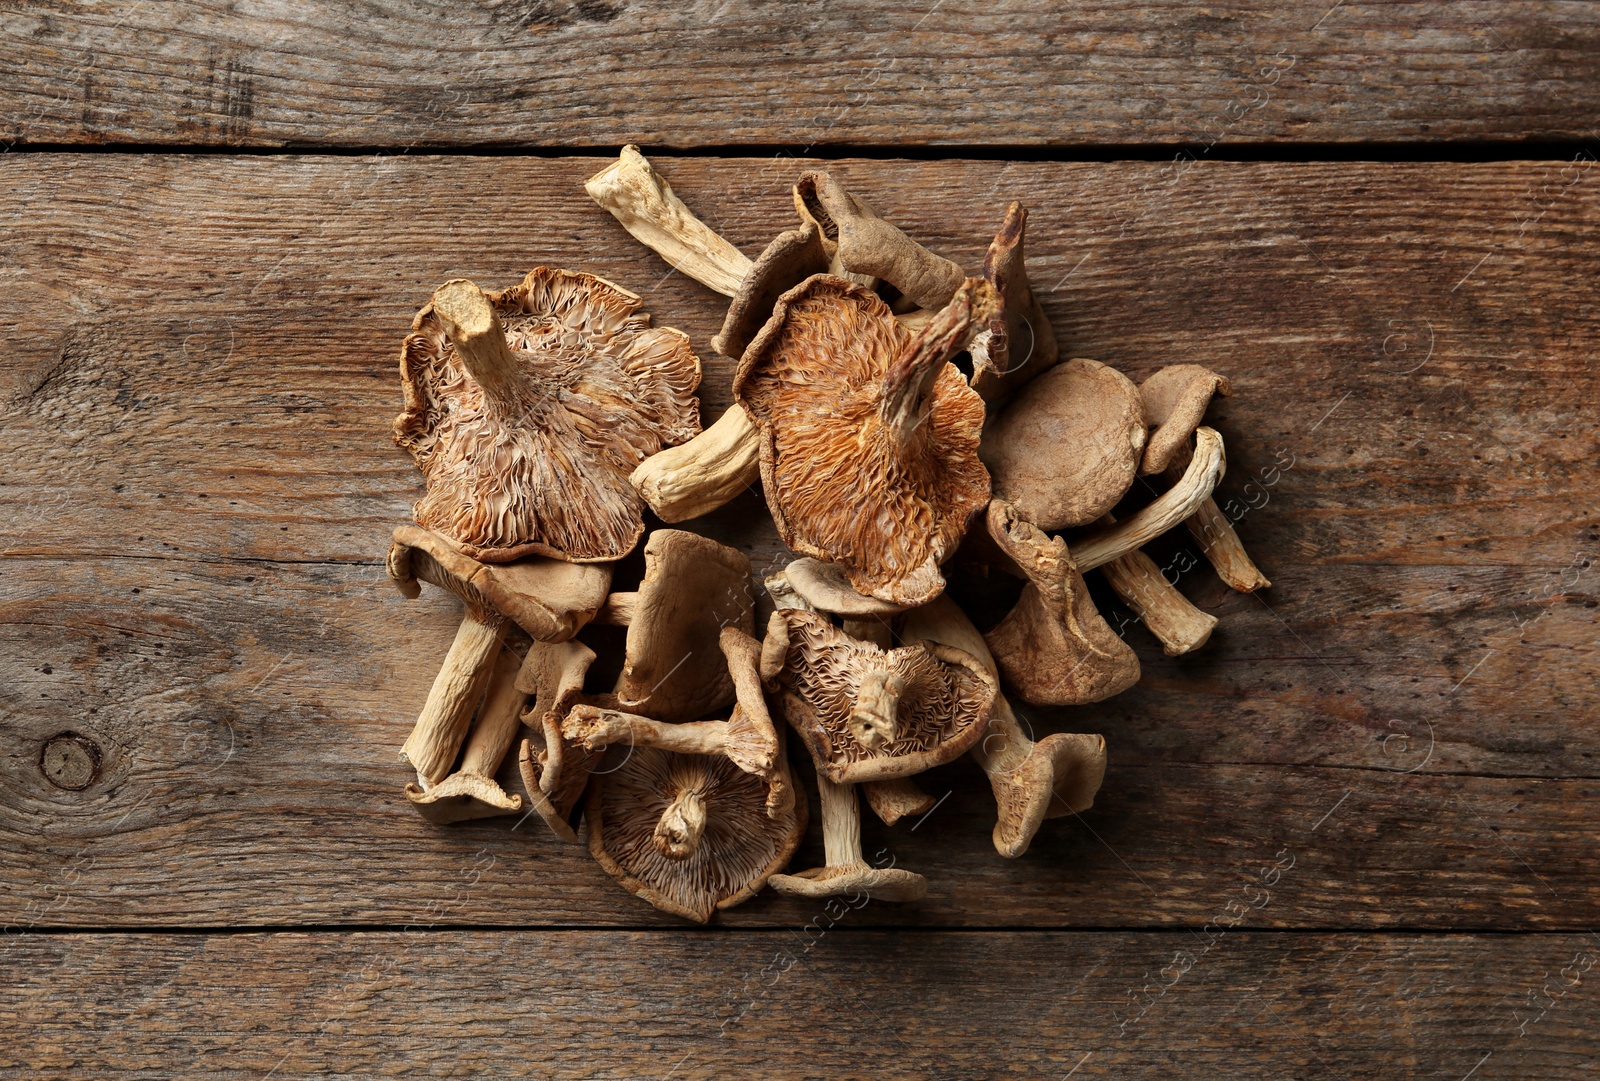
586,744,806,923
1139,363,1232,476
735,275,994,606
774,609,995,783
395,270,701,563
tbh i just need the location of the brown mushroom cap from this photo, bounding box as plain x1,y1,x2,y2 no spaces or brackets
586,745,807,923
713,220,831,359
980,358,1147,531
775,610,995,783
394,268,702,563
388,525,611,642
982,499,1140,706
735,275,993,606
613,529,755,723
1139,364,1233,475
969,202,1059,403
515,642,600,843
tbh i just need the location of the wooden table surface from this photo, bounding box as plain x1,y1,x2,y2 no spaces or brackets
3,3,1598,1078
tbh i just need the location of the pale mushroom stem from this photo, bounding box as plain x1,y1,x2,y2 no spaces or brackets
816,774,866,870
401,608,506,786
629,406,762,524
1096,510,1217,656
404,646,527,823
1100,548,1218,656
429,279,530,418
1070,427,1226,571
457,648,529,779
1163,445,1272,592
585,145,753,297
563,704,730,757
849,668,905,751
593,591,639,626
653,789,709,860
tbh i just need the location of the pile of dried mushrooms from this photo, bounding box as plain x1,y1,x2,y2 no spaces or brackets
384,146,1270,922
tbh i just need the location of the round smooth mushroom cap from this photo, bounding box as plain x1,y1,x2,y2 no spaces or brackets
734,275,991,606
775,610,996,783
394,268,702,563
980,358,1147,531
587,745,807,923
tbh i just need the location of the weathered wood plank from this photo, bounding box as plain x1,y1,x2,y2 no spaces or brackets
2,931,1596,1078
2,155,1597,927
4,2,1600,148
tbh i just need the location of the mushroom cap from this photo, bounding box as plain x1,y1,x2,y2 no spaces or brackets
775,610,996,783
982,500,1140,706
395,267,702,563
1139,364,1232,475
404,771,522,825
734,275,990,606
614,529,755,723
767,862,928,903
713,220,831,359
980,358,1147,531
782,558,910,617
586,745,807,923
388,525,611,642
990,732,1108,859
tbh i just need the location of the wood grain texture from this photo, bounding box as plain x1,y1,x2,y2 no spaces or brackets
2,155,1598,929
5,2,1600,148
2,931,1598,1079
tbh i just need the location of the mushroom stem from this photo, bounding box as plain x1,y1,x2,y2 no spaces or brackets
1069,427,1226,571
593,591,639,626
1094,507,1217,656
628,405,761,523
401,608,506,786
429,280,529,417
900,595,1109,858
1100,547,1218,656
849,668,906,751
879,281,989,439
817,774,863,870
1163,446,1272,592
563,704,729,756
404,646,527,823
653,789,709,860
585,145,752,297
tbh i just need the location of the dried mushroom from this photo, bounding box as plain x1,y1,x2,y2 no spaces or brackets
585,145,752,298
968,202,1059,403
1066,427,1226,571
900,596,1107,857
515,639,599,843
768,775,927,902
598,529,755,723
404,647,526,823
983,499,1141,707
714,218,832,359
1139,366,1271,593
981,358,1147,532
386,525,610,786
736,276,995,606
586,743,805,923
1099,541,1217,656
773,609,994,783
395,272,701,563
794,172,966,310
